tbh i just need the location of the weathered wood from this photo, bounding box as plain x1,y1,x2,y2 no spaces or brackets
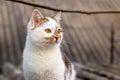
1,0,120,80
0,0,120,72
7,0,120,14
2,63,24,80
0,0,8,64
7,1,22,65
75,63,120,80
0,75,9,80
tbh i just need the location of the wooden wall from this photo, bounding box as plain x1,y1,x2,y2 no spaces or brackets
0,0,120,67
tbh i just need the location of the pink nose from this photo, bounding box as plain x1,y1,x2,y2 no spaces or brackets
53,35,59,42
54,36,58,41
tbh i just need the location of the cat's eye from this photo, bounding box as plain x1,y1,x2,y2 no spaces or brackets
45,29,52,33
58,29,62,33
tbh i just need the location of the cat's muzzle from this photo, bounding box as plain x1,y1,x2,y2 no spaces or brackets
54,36,59,43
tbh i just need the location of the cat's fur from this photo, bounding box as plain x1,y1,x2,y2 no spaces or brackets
23,9,76,80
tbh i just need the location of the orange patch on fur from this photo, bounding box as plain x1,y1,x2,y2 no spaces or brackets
45,30,62,43
40,18,49,23
31,18,49,30
45,36,55,43
54,30,61,39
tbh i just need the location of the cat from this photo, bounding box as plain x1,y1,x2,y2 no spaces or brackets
23,9,76,80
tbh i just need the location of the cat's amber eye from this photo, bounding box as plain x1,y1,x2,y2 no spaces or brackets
58,29,62,33
45,29,52,33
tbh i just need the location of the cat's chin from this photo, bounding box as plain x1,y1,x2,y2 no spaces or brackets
42,41,60,48
34,42,60,49
46,42,60,46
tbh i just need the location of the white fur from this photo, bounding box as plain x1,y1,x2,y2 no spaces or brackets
23,17,75,80
23,40,65,80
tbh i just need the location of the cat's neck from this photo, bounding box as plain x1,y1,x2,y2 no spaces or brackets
24,38,61,56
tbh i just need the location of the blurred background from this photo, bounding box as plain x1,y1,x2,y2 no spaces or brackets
0,0,120,80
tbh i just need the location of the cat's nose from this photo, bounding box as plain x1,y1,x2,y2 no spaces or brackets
53,35,59,42
54,36,58,41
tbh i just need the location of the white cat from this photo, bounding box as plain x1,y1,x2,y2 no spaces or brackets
23,9,76,80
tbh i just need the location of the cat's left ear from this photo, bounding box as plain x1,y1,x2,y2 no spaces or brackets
31,9,44,30
53,11,61,23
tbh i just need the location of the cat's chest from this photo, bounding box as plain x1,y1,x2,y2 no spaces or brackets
24,54,65,80
24,49,65,72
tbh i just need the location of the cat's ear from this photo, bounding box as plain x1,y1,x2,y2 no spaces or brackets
53,11,61,23
31,9,44,30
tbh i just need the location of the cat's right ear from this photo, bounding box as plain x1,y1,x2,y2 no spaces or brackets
31,9,44,30
52,11,61,23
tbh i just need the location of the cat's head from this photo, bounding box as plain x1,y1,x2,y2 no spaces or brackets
27,9,63,48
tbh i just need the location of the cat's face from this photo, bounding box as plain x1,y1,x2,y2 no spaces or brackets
27,9,63,48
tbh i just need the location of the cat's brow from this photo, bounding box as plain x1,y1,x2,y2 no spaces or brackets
56,26,61,30
56,27,58,30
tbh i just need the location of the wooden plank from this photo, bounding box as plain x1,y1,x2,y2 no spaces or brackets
8,1,22,65
71,14,99,64
0,0,9,63
78,14,108,64
63,14,82,62
90,15,111,63
4,1,15,64
0,1,4,65
17,0,120,11
0,0,120,67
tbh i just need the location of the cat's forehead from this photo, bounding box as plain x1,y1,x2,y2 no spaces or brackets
41,17,59,29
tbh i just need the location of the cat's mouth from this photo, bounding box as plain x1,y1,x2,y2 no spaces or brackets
45,36,61,44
